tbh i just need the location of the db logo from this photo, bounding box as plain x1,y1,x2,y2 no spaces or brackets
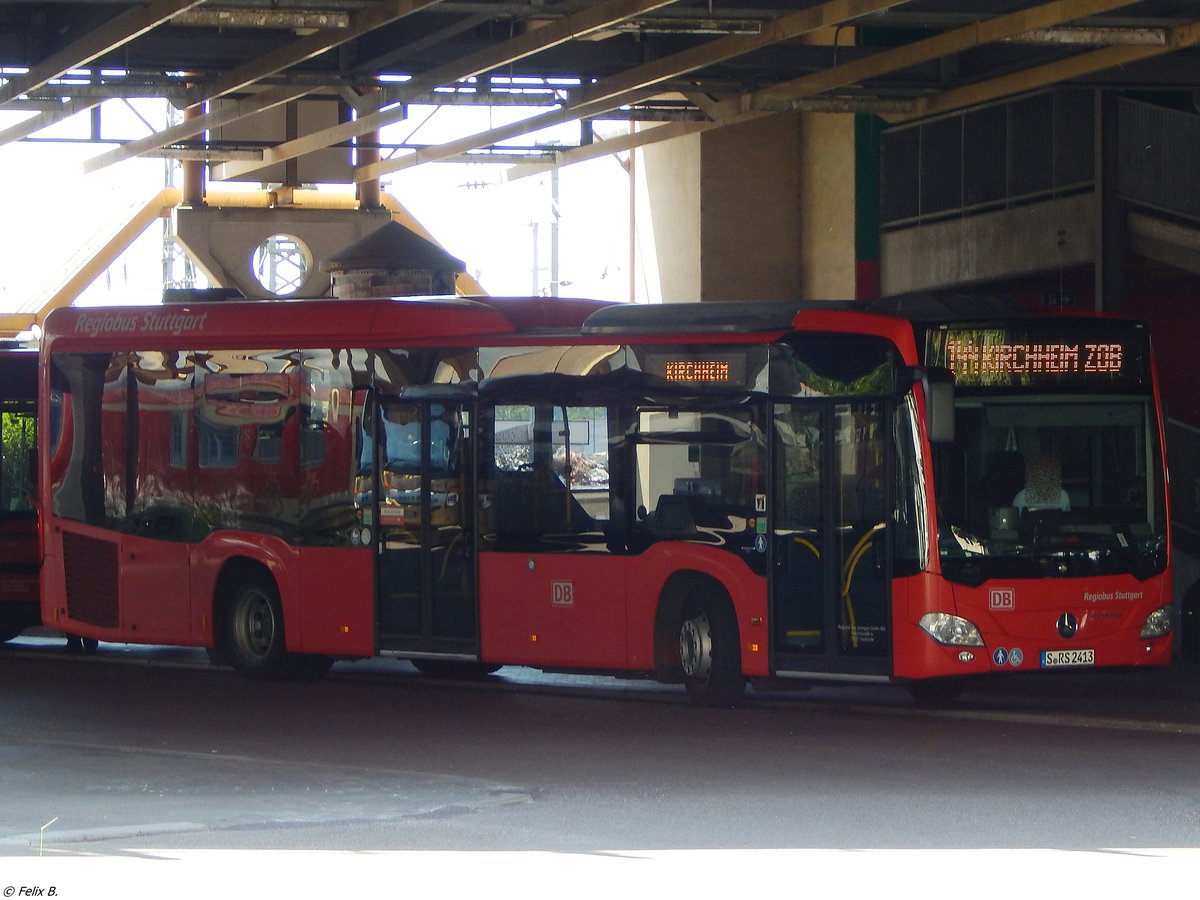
989,588,1016,611
551,580,575,607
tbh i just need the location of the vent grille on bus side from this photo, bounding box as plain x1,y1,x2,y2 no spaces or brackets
62,532,119,628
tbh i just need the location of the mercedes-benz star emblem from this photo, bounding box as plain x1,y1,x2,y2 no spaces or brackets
1056,612,1079,639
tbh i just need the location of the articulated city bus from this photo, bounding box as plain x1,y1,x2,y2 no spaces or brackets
0,345,42,641
37,296,1172,704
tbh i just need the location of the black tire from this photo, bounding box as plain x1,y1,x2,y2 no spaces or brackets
219,572,331,680
64,634,99,654
411,659,501,679
205,645,230,667
678,597,745,707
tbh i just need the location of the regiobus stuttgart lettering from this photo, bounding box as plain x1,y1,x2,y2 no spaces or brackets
1083,590,1145,602
74,310,209,338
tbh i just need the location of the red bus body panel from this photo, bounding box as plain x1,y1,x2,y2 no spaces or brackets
0,519,38,604
43,522,378,656
892,571,1172,679
479,544,769,677
294,547,375,657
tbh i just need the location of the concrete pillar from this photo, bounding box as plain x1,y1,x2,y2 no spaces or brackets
182,101,205,208
637,111,858,303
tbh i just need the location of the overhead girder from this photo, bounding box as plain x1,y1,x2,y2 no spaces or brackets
3,0,1200,180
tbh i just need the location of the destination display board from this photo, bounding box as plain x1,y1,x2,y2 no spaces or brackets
641,348,752,388
925,319,1151,390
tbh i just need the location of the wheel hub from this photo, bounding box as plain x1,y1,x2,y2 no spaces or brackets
235,591,276,660
679,612,713,682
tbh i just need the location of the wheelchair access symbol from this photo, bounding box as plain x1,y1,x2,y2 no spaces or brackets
992,647,1024,667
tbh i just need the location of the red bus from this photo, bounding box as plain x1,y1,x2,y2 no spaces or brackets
37,296,1172,703
1,344,42,642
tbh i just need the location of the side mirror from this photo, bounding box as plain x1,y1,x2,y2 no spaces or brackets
922,366,955,443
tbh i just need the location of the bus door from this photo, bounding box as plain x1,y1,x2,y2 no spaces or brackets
772,400,891,678
370,396,476,656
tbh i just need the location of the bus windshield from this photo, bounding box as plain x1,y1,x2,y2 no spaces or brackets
933,396,1167,584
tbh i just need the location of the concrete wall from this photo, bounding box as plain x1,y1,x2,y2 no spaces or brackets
637,110,859,303
639,132,702,303
881,193,1096,295
699,113,803,301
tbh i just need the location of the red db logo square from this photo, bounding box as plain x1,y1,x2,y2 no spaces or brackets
989,588,1016,611
551,580,575,607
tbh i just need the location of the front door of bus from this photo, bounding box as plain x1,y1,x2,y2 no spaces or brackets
772,401,891,677
373,397,476,656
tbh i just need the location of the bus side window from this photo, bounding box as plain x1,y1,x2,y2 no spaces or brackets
635,406,766,542
485,403,610,549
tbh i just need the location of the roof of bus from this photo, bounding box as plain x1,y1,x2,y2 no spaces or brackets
40,295,921,363
41,296,516,352
581,299,855,334
580,298,920,361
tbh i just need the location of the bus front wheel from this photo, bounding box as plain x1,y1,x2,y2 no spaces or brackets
678,598,745,707
219,573,331,680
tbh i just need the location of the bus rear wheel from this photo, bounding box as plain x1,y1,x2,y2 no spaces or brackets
219,573,331,681
678,599,745,707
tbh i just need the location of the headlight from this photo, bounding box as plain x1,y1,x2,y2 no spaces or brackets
1139,605,1172,639
919,612,985,647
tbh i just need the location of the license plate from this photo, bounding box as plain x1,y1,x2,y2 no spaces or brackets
1041,648,1095,668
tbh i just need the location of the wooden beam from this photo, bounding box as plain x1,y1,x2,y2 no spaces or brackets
201,0,446,103
77,0,448,175
900,19,1200,121
713,0,1143,118
574,0,916,112
0,315,37,339
0,0,206,107
0,99,101,147
395,0,681,98
82,84,310,173
213,0,687,181
351,88,661,182
504,119,744,181
218,0,917,181
17,188,182,323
